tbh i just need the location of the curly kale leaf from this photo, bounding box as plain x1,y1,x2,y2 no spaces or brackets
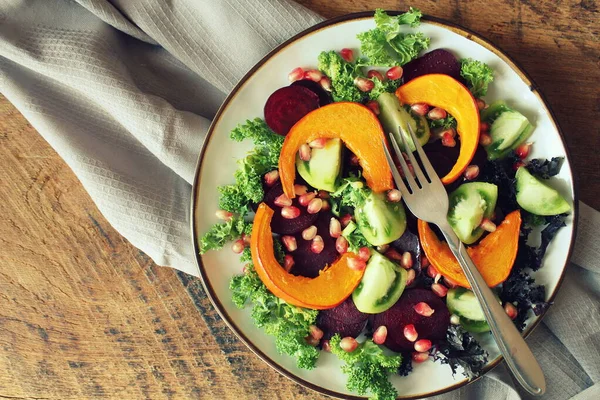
429,114,457,130
499,270,549,331
434,325,488,379
199,218,252,254
459,58,494,98
331,175,370,209
526,157,564,179
478,154,519,214
318,51,365,102
369,76,401,101
330,334,402,400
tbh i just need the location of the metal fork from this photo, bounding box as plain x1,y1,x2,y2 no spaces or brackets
383,125,545,396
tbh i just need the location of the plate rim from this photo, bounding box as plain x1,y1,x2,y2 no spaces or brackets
190,10,579,399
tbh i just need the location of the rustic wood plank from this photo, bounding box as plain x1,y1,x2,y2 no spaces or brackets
0,1,598,399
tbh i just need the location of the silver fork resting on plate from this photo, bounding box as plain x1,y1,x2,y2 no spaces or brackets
383,124,545,396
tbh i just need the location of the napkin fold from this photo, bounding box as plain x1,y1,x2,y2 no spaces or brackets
1,1,598,398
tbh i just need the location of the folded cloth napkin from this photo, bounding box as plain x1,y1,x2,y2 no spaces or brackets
1,1,598,399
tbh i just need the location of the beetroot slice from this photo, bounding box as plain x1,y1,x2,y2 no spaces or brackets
317,297,369,340
372,289,450,352
264,85,320,136
289,212,338,278
403,49,461,83
291,80,332,106
318,297,369,325
391,229,421,274
263,183,318,235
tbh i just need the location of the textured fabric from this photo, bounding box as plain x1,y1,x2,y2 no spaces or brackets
0,1,598,398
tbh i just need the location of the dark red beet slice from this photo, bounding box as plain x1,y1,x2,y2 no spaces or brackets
403,49,461,83
264,85,320,135
289,212,338,278
263,183,318,235
291,80,332,106
423,140,460,179
391,229,422,274
316,297,369,340
319,297,369,325
372,289,450,352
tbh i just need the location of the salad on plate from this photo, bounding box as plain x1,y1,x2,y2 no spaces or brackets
199,8,572,400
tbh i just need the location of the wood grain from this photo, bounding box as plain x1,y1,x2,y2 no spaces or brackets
0,1,598,399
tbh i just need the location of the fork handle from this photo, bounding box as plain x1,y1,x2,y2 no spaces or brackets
439,224,546,396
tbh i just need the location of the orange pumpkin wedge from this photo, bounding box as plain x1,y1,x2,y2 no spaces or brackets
251,203,365,309
418,210,521,288
279,102,393,199
396,74,480,185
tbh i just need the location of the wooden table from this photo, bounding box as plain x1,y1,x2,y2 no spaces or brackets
1,1,598,398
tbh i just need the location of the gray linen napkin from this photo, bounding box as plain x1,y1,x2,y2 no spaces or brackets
1,1,598,398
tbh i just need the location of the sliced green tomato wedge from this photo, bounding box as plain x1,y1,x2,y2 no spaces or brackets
377,92,430,152
355,192,407,246
515,167,571,216
448,182,498,244
296,138,342,192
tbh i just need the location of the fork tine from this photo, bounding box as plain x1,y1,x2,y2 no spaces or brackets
389,133,418,192
381,139,410,195
403,124,429,185
407,121,439,183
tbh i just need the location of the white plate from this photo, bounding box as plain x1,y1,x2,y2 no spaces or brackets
191,12,578,399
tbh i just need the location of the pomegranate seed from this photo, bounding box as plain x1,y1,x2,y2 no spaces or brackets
366,100,380,115
384,248,402,261
274,193,292,207
441,131,457,147
403,324,418,342
304,69,323,82
427,265,439,279
282,235,297,252
480,122,490,132
340,214,353,227
414,302,435,317
354,77,374,92
231,239,245,254
376,244,389,253
336,236,349,254
479,133,492,146
428,107,447,120
444,276,459,289
311,235,324,254
480,218,497,232
434,273,442,284
318,190,330,199
386,66,403,80
298,192,316,206
516,142,532,159
450,314,461,325
308,138,328,149
215,209,233,221
288,67,304,83
411,103,429,116
320,77,332,92
294,184,308,196
309,325,324,340
464,165,480,180
414,339,432,352
329,218,342,238
349,154,360,166
367,69,385,81
264,169,279,186
302,225,317,241
340,336,358,352
412,352,429,363
431,283,448,297
242,233,251,245
513,161,526,171
299,144,311,161
281,206,300,219
348,257,367,271
406,269,416,286
340,48,354,62
421,256,430,268
476,98,486,110
373,326,388,345
504,302,518,320
305,335,320,346
321,200,330,211
283,255,295,272
387,189,402,202
358,247,371,262
307,198,323,214
322,339,331,352
401,252,413,269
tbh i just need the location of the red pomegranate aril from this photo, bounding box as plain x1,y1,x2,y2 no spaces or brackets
348,257,367,271
304,69,323,82
401,252,413,269
387,189,402,202
414,339,432,353
411,103,429,116
340,214,353,227
318,190,330,199
480,122,490,132
302,225,317,241
464,165,480,180
516,142,532,159
305,335,320,347
414,302,435,317
322,339,331,352
329,218,342,238
386,66,403,80
320,76,332,92
283,255,295,272
340,48,354,62
428,107,447,120
242,233,251,245
340,336,358,352
350,154,360,166
281,206,301,219
421,255,430,268
384,248,402,261
307,198,323,214
298,192,317,206
480,218,497,232
282,235,298,252
366,100,380,115
406,269,416,286
504,302,518,320
358,247,371,262
513,161,526,171
309,325,324,341
427,265,439,279
294,184,308,196
367,69,385,81
274,193,292,207
412,352,429,363
231,239,245,254
215,209,233,221
288,67,304,83
354,77,374,92
311,235,324,254
299,143,311,161
309,138,328,149
373,326,388,345
479,132,492,146
336,236,349,254
264,169,280,186
321,200,330,211
403,324,418,342
441,131,457,147
476,98,486,110
431,283,448,297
